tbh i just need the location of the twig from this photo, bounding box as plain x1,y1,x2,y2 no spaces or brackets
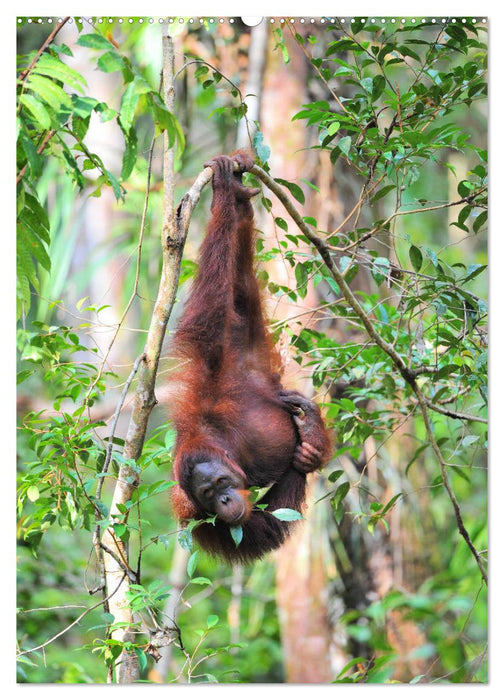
86,131,158,402
336,189,487,252
99,541,137,582
18,17,71,82
97,352,146,500
414,388,487,585
249,161,488,585
17,573,127,658
424,399,487,425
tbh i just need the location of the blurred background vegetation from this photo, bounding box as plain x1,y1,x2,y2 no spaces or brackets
16,15,487,684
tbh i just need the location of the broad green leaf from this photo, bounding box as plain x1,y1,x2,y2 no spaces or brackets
187,551,198,578
19,94,52,130
338,135,352,156
275,177,305,205
328,469,344,483
27,485,40,502
119,77,151,132
178,528,193,552
229,525,243,547
120,126,138,181
33,53,85,92
473,210,487,233
332,481,350,506
76,33,113,50
253,130,271,163
275,217,288,232
372,75,386,101
25,74,73,111
409,245,423,271
17,369,34,384
18,129,43,178
19,206,49,244
24,192,50,240
271,508,303,521
207,614,219,628
19,222,51,272
135,649,148,673
370,184,395,203
97,51,126,73
17,235,38,288
295,262,308,299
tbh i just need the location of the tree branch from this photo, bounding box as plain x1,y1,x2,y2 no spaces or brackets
18,17,71,82
249,162,488,585
17,573,127,659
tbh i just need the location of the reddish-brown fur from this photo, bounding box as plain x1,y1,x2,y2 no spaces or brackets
168,151,331,563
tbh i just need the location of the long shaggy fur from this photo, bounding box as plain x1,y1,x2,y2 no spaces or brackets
168,152,330,563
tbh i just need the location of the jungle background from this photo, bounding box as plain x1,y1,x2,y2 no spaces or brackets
16,15,488,684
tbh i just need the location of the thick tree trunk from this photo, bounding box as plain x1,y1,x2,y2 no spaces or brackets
259,25,335,682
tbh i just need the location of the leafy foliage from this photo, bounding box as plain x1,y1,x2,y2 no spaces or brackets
16,26,183,319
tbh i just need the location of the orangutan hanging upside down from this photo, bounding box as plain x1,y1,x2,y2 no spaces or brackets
169,151,331,562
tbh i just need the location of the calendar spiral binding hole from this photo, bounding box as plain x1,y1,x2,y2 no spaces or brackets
17,16,488,26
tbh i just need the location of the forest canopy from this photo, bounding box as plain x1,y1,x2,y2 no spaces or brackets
16,16,487,684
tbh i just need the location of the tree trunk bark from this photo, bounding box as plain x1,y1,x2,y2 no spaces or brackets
101,25,179,683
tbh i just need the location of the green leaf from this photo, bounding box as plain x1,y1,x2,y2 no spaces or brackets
229,525,243,547
72,95,99,119
275,217,288,232
372,75,386,101
97,51,126,73
371,258,390,285
271,508,303,521
473,210,487,233
332,481,350,506
120,126,138,180
370,184,395,203
457,180,472,198
328,469,344,483
76,33,113,50
207,614,219,629
253,130,271,163
327,120,341,135
136,649,148,673
23,192,50,241
381,493,402,515
18,221,51,272
33,53,85,92
338,135,352,156
17,369,34,384
187,551,198,578
409,245,423,272
178,528,193,552
19,94,52,130
119,77,151,132
25,74,73,112
18,129,42,178
275,178,305,205
27,485,40,502
295,262,308,299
